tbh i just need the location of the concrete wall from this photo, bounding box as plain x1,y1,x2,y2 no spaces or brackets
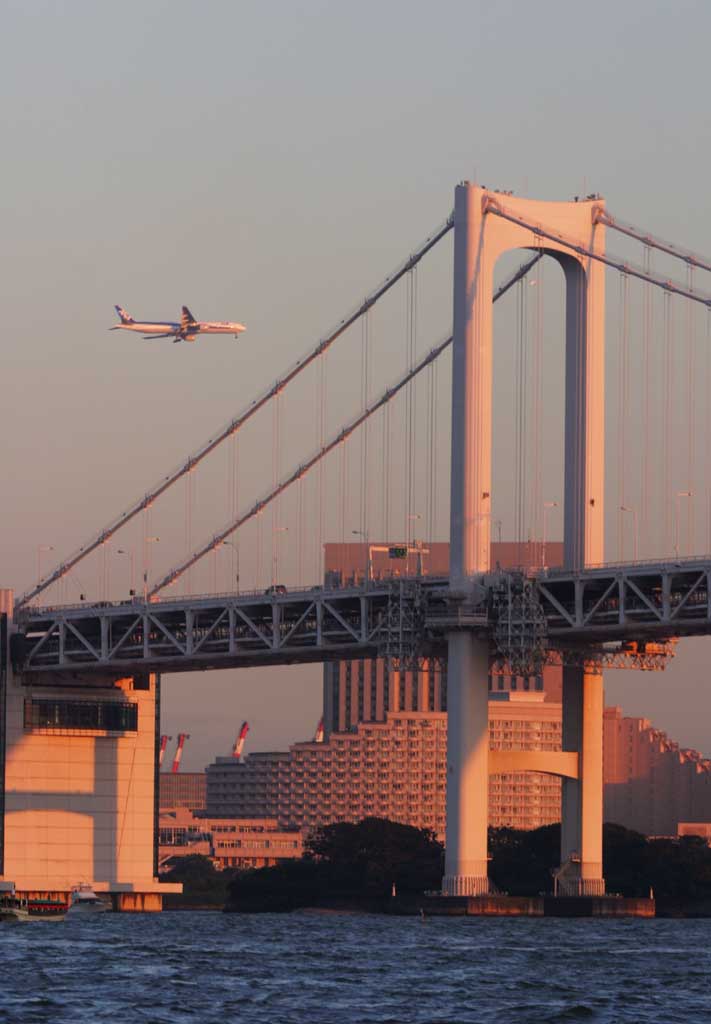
1,658,179,903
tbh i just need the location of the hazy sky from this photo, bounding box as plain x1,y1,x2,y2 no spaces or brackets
3,0,711,768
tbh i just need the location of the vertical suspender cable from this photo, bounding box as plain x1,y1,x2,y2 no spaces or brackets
185,471,193,594
382,403,391,543
426,361,435,546
339,441,348,543
617,273,629,560
686,266,696,553
256,510,263,590
432,358,438,545
232,434,239,591
662,292,673,554
142,504,152,598
641,247,652,556
529,255,543,561
515,278,528,562
272,393,281,582
514,280,522,559
360,312,370,541
297,477,304,586
405,269,417,546
707,310,711,551
317,354,327,583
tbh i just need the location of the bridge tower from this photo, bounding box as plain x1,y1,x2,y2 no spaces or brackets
444,184,606,896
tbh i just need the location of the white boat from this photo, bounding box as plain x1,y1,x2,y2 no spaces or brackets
67,884,111,915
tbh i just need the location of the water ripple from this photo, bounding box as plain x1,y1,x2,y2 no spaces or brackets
1,913,710,1022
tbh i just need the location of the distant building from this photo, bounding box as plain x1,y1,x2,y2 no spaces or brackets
159,772,207,811
678,823,711,843
206,752,291,820
603,707,711,835
207,695,563,840
158,808,302,870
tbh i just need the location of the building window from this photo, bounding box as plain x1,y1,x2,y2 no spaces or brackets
24,698,138,733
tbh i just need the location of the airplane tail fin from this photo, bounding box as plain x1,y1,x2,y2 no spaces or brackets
115,305,134,324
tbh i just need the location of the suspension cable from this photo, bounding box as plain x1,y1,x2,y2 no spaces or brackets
17,214,454,608
596,209,711,274
148,254,542,597
485,201,711,308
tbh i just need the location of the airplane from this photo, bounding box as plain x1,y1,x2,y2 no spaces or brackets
111,305,246,343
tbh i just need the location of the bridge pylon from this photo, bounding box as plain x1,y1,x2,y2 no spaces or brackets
443,183,606,897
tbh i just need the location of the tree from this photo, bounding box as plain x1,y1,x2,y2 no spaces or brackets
306,817,444,899
162,854,233,908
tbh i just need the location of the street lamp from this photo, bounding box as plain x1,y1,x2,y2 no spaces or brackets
272,526,288,586
352,529,372,583
210,539,239,594
142,536,160,600
407,514,422,573
619,506,639,562
36,544,54,586
542,502,558,568
116,548,136,595
674,491,692,558
221,539,239,594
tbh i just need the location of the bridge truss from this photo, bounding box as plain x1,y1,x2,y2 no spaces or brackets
16,556,710,681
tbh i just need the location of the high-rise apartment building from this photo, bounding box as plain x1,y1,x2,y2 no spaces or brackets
206,695,563,839
603,707,711,835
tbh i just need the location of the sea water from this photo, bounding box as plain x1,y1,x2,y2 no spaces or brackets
0,911,708,1023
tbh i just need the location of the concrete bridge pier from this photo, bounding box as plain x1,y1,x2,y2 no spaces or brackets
442,633,490,895
560,667,605,895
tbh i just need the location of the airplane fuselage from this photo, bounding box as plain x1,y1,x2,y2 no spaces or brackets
111,311,246,342
112,321,180,336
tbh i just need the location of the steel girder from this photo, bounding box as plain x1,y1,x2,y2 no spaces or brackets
534,560,711,641
14,558,711,681
16,585,400,676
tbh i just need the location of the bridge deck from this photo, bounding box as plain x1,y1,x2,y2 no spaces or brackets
12,559,711,680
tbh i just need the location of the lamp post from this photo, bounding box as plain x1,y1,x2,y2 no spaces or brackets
272,527,288,586
36,544,54,586
222,539,239,594
542,502,558,568
674,491,692,558
407,513,422,574
352,529,371,583
116,548,136,595
142,536,160,601
619,506,638,562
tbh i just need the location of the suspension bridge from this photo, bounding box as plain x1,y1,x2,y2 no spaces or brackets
4,183,711,904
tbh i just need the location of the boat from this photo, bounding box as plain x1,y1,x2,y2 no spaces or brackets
67,883,111,915
0,894,68,922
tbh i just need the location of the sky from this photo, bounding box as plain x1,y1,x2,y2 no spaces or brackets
2,0,711,769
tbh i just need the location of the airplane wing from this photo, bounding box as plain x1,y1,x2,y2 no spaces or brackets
143,332,178,339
